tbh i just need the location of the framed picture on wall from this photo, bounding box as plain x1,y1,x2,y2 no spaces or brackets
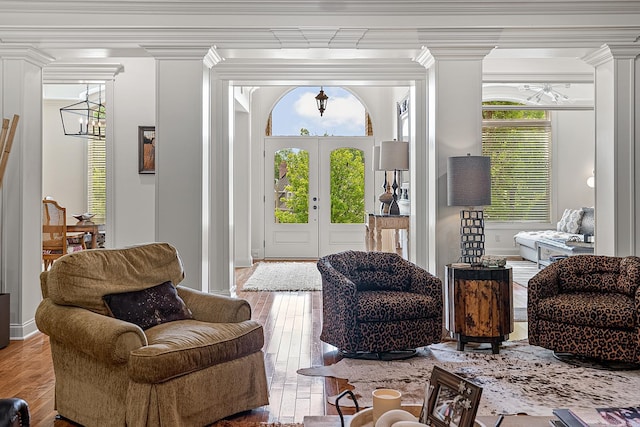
138,126,156,174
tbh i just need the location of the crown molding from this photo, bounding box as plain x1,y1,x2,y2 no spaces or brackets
209,58,427,84
141,45,215,59
583,43,640,66
42,62,125,83
496,27,640,48
482,72,594,83
0,43,54,67
1,1,640,16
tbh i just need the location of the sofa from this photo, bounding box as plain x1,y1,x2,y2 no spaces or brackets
317,251,442,356
35,242,269,427
514,207,594,263
528,254,640,363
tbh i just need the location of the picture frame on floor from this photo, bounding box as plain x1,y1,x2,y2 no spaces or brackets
426,366,483,427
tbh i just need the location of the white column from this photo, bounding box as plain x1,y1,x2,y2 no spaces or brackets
417,46,494,278
0,46,52,339
584,45,640,256
146,46,211,291
206,50,233,295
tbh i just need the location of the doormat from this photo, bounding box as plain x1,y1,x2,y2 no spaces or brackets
297,340,640,417
242,262,322,291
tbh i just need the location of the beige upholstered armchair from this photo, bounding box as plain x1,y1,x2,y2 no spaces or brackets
35,243,269,427
528,254,640,364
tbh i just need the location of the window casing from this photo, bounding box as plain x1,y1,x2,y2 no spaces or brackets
482,110,551,222
87,135,106,222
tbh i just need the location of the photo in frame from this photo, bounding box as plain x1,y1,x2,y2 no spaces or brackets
426,366,483,427
138,126,155,174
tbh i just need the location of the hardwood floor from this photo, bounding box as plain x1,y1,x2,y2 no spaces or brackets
0,261,533,427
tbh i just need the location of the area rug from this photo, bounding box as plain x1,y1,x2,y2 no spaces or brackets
297,340,640,416
242,262,321,291
507,260,539,288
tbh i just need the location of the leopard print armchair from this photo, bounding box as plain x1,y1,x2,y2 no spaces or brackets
528,255,640,363
317,250,443,355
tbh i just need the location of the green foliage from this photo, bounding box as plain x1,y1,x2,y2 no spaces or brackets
330,148,365,223
272,146,365,225
274,149,309,223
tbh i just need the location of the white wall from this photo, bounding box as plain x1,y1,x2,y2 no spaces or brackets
42,99,86,213
111,58,156,247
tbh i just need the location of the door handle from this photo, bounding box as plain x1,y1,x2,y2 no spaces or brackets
313,205,318,210
312,197,318,202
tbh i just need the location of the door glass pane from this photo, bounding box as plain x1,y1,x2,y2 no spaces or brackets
274,148,309,223
330,148,365,224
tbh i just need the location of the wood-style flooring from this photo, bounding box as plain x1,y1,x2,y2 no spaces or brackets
0,261,532,427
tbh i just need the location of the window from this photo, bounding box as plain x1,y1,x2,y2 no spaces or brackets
87,135,106,222
482,105,551,222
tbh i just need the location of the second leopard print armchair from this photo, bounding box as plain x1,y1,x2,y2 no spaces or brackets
528,254,640,364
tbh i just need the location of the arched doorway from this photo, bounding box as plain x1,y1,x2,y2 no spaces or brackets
264,87,374,258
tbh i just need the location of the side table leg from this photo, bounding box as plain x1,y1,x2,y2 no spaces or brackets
491,341,500,354
457,339,465,352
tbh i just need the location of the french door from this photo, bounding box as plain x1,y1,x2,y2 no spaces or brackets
264,136,374,258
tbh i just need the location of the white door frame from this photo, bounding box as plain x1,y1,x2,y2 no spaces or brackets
264,136,374,259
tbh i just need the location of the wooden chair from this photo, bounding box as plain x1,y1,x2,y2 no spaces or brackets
42,199,86,270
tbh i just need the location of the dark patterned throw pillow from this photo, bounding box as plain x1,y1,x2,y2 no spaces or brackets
103,281,193,330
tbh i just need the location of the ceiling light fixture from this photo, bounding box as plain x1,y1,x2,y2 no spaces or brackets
522,83,571,104
60,84,106,139
315,87,328,116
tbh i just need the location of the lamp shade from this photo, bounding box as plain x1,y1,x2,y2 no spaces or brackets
447,155,491,206
379,141,409,171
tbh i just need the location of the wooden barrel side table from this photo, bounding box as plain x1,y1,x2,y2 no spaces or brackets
444,265,513,354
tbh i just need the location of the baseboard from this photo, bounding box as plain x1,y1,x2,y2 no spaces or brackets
10,318,38,340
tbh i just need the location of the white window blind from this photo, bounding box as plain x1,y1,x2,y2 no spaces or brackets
87,136,106,221
482,116,551,222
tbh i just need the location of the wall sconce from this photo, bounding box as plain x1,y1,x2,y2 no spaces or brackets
315,87,328,117
379,141,409,215
587,170,595,188
447,154,492,264
59,84,106,139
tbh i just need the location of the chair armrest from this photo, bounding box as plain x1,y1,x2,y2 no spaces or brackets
408,267,442,300
177,286,251,323
528,261,561,305
35,298,146,365
317,260,358,329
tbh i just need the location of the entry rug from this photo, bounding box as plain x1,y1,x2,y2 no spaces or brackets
242,262,321,291
297,340,640,416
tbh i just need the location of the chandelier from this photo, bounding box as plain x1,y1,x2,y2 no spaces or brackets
522,83,571,104
60,84,106,139
315,87,328,116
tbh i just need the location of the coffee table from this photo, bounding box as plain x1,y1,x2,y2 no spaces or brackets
304,414,551,427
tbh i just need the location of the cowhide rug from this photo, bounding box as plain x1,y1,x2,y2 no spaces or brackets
297,340,640,416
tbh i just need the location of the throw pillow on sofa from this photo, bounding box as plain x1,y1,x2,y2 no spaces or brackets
557,208,584,233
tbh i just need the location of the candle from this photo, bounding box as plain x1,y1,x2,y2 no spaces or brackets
372,388,402,425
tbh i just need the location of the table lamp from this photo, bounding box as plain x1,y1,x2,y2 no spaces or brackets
379,141,409,215
373,145,392,214
447,154,491,264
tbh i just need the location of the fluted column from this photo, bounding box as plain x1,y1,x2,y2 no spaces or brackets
416,39,496,277
584,45,640,256
0,45,53,339
144,45,211,291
